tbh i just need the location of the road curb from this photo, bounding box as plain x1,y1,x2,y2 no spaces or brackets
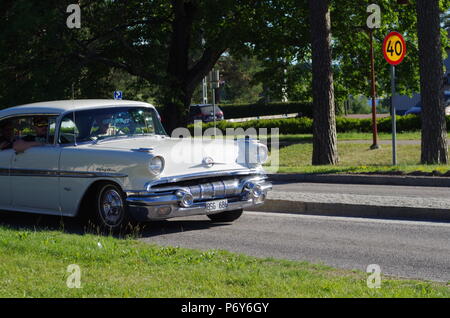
268,173,450,188
247,199,450,221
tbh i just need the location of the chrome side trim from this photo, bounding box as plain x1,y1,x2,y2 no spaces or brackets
59,170,128,178
1,167,127,178
0,168,9,176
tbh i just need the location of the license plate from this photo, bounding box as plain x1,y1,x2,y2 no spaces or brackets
205,199,228,212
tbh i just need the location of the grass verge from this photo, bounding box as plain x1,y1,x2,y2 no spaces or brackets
266,139,450,175
276,132,429,142
0,225,449,297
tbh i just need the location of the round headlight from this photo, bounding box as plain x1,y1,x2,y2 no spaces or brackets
257,144,269,164
149,156,164,175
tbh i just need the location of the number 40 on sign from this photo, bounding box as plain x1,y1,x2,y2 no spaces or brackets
382,31,406,66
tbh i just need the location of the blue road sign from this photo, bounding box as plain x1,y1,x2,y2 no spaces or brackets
114,91,123,100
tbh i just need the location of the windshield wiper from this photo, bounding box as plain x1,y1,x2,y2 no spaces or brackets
92,133,158,144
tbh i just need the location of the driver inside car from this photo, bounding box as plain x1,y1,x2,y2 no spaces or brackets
90,113,116,138
13,117,50,153
0,120,15,150
90,113,128,139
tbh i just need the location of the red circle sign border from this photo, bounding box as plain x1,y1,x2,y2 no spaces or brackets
382,31,407,66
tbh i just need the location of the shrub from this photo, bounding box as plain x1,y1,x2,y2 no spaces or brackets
219,101,313,119
188,117,313,135
187,114,435,135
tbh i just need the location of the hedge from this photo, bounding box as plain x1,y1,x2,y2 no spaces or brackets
187,114,448,135
219,101,313,119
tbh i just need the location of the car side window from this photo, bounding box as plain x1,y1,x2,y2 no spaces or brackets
17,116,56,145
189,106,199,116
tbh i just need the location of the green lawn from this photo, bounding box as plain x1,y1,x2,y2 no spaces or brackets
263,132,450,144
0,225,449,298
276,132,428,142
264,133,450,175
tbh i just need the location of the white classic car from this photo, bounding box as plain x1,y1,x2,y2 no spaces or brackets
0,100,272,230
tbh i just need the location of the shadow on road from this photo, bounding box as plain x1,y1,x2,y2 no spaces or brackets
0,210,229,238
139,219,229,238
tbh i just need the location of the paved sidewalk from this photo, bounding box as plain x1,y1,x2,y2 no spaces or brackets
268,173,450,187
268,189,450,210
248,180,450,221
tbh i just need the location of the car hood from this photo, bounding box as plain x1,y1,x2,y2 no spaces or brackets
86,135,254,177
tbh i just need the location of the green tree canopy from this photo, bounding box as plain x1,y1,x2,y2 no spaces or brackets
0,0,449,125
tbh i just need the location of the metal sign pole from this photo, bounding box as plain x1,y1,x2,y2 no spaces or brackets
391,65,397,165
202,77,208,104
369,29,379,150
212,79,216,135
211,69,219,137
382,31,405,166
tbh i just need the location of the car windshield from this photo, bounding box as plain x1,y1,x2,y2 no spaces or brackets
59,106,166,144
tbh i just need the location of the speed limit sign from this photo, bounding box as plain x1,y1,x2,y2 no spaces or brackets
383,31,406,166
382,31,406,65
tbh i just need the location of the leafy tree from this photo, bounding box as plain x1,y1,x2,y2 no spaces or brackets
347,95,372,114
331,0,421,99
0,1,268,132
1,0,449,150
215,54,264,104
236,0,311,104
0,1,78,106
286,63,313,102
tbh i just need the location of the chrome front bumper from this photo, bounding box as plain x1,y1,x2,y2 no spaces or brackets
126,174,272,221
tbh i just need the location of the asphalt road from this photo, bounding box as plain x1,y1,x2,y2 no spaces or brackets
1,181,448,282
139,212,450,282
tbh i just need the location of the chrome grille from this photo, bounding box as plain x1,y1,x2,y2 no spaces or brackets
188,179,240,200
145,173,268,202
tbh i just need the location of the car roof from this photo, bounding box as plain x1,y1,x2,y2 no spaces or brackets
0,99,153,118
190,104,216,107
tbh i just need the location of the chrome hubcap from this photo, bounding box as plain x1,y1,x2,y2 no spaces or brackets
100,188,124,226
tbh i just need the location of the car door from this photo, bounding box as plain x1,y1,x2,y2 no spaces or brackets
0,148,13,207
10,116,61,212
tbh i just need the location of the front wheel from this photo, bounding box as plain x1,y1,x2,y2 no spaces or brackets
91,183,133,233
207,209,243,223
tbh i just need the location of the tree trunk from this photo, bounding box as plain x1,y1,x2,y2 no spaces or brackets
309,0,338,165
416,0,448,164
161,0,226,134
161,0,198,134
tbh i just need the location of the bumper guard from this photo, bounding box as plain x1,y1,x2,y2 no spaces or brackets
126,175,272,221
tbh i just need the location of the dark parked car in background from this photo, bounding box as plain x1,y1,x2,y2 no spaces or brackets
404,105,422,115
400,91,450,116
189,104,224,123
404,103,450,116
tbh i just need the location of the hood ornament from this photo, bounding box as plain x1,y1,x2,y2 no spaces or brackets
202,157,214,168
